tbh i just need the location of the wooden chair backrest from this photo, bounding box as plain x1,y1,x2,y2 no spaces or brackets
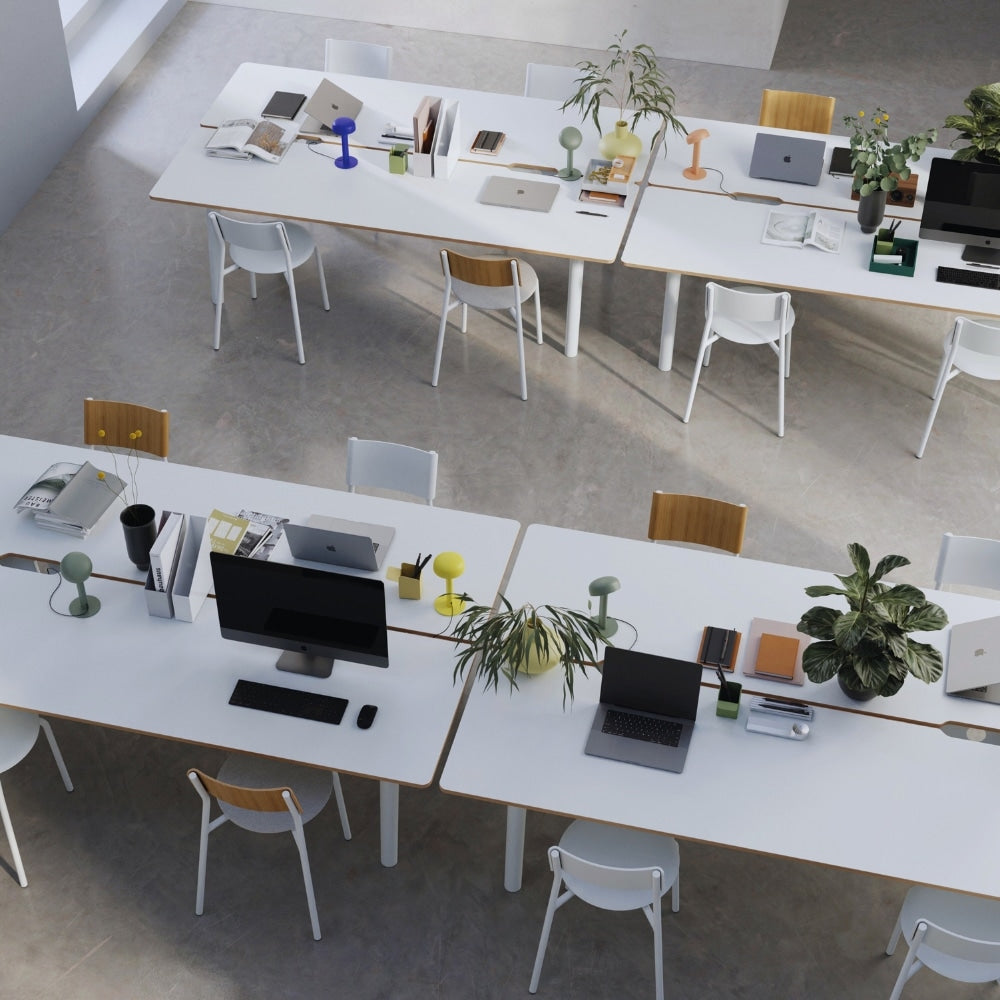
187,768,302,814
758,89,836,134
83,397,170,457
647,491,748,554
442,250,518,288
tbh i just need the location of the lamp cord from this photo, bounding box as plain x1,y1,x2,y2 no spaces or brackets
46,567,76,618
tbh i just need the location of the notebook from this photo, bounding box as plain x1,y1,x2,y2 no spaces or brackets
945,616,1000,704
585,648,703,773
748,133,826,186
300,78,364,132
478,175,559,212
284,516,394,571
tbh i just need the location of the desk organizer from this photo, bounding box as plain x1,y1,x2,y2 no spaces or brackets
716,681,742,719
869,232,918,277
144,511,212,622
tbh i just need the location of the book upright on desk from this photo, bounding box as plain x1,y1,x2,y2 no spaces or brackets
14,460,124,537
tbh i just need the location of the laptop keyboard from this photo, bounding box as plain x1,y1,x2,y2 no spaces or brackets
603,709,683,746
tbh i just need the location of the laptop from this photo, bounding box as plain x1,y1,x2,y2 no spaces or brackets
585,648,703,773
478,175,559,212
945,616,1000,704
284,516,394,571
748,132,826,186
300,78,364,133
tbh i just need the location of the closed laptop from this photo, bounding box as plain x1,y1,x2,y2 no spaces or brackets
749,132,826,186
478,175,559,212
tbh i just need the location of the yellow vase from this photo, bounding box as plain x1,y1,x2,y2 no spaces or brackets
599,121,643,159
517,622,565,675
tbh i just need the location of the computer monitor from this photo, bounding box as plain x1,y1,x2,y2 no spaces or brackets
919,157,1000,265
210,552,389,678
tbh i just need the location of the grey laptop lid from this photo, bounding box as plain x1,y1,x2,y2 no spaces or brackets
748,132,826,186
946,616,1000,704
585,648,703,773
284,516,394,571
300,78,364,132
478,175,559,212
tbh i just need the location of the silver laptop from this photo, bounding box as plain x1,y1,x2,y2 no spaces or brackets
945,616,1000,704
478,175,559,212
300,78,364,133
284,516,394,571
748,132,826,186
585,649,703,773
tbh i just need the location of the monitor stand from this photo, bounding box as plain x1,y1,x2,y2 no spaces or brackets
961,245,1000,266
276,650,335,678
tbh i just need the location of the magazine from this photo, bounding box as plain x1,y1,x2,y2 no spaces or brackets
14,460,125,537
761,209,845,254
204,118,300,163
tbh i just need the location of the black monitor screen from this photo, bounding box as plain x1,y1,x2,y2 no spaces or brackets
920,157,1000,262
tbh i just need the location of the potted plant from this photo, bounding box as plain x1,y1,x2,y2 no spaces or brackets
796,542,948,700
561,30,686,159
450,596,608,705
944,82,1000,163
843,107,937,233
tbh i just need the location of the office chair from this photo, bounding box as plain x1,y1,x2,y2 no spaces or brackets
933,532,1000,591
187,754,350,941
758,89,836,133
523,63,580,101
916,316,1000,458
647,491,748,555
346,437,438,505
207,211,330,366
83,397,170,459
0,706,73,887
323,38,392,78
529,819,680,1000
432,249,543,401
683,282,796,437
885,885,1000,999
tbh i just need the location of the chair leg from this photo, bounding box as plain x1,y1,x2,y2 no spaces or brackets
249,271,257,300
529,872,564,993
671,870,680,913
314,249,330,312
213,250,227,351
289,820,321,941
514,298,528,401
885,913,904,956
285,270,306,365
777,335,785,438
651,900,664,1000
0,778,28,888
39,719,73,793
915,377,949,458
194,801,213,916
332,773,351,841
431,291,450,388
533,288,543,344
683,329,714,424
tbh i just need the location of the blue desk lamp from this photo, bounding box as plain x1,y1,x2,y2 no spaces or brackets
331,117,358,169
61,551,100,618
589,575,620,638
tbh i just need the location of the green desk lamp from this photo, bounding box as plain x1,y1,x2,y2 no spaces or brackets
588,575,620,638
61,551,100,618
558,127,583,181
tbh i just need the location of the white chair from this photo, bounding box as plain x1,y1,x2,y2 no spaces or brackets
432,249,543,401
187,754,350,941
885,885,1000,999
207,211,330,366
0,706,73,887
523,63,579,101
323,38,392,78
933,531,1000,591
916,316,1000,458
346,437,438,505
683,282,795,437
529,819,680,1000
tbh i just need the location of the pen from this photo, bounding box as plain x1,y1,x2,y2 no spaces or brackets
715,664,730,700
718,628,731,669
758,700,811,716
967,260,1000,270
576,210,607,217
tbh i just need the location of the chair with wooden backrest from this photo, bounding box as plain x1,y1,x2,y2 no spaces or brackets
432,249,543,402
323,38,392,78
523,63,580,101
758,89,836,133
83,397,170,459
187,754,350,941
346,436,438,506
647,491,748,555
933,532,1000,591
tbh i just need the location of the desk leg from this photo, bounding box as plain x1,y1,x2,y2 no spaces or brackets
563,260,584,358
379,780,399,867
658,271,682,371
504,805,527,892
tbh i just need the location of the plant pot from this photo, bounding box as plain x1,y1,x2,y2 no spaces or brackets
517,622,565,676
837,671,878,702
120,503,157,572
599,121,643,160
857,189,887,234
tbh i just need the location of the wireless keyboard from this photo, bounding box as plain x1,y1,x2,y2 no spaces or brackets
602,709,682,747
936,266,1000,290
229,679,347,724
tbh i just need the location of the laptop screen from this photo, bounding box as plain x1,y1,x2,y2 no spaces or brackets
600,649,703,720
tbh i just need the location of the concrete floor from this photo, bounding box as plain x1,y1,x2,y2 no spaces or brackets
1,2,999,997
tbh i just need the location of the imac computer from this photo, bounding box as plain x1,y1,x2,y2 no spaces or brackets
920,157,1000,265
210,551,389,678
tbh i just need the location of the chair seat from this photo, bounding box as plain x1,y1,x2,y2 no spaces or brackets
228,221,317,275
0,706,41,773
712,307,796,345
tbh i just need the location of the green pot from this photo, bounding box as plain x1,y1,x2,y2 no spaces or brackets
599,122,642,159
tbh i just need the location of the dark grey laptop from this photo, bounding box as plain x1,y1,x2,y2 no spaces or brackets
748,132,826,186
945,616,1000,704
284,516,394,571
585,649,703,773
300,78,364,133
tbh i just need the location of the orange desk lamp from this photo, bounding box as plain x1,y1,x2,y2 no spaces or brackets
683,128,710,181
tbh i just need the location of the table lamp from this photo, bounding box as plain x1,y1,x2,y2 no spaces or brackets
557,126,583,181
331,116,358,169
433,551,466,616
588,575,620,638
683,128,710,181
61,551,100,618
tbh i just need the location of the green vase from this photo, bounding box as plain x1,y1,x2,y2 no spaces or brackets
599,121,642,160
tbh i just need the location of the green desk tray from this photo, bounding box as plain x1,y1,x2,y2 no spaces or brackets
869,234,918,277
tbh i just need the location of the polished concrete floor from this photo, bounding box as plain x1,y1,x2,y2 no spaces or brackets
1,2,999,998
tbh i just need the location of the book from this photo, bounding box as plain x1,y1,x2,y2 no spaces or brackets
148,511,186,593
204,118,299,163
761,209,844,253
14,460,125,537
697,626,742,672
755,633,800,679
206,509,251,554
261,91,306,120
829,146,853,178
236,509,288,560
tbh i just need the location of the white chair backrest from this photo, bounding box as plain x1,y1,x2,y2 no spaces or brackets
552,846,663,913
707,281,790,325
934,532,1000,591
346,436,438,504
209,212,291,256
911,918,1000,979
523,63,579,101
323,38,391,78
952,316,1000,376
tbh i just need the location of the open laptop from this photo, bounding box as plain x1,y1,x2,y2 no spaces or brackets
748,132,826,186
284,516,394,571
585,648,703,772
300,78,364,133
478,175,559,212
945,616,1000,704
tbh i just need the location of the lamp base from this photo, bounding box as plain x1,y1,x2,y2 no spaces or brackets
434,593,467,616
682,166,707,180
69,595,100,618
335,155,358,169
557,167,582,180
591,614,618,639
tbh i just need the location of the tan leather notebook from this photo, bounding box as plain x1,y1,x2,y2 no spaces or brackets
755,633,800,679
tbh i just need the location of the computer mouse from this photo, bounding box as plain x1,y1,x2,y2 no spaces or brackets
356,704,378,729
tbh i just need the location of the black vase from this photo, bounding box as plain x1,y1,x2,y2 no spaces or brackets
857,190,887,234
837,671,878,702
120,504,157,572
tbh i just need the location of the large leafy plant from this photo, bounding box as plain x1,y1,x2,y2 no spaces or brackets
944,82,1000,163
797,543,948,698
843,107,937,196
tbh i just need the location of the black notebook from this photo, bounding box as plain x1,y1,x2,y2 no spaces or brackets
262,91,306,120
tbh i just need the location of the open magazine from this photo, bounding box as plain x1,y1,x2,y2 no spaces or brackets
204,118,299,162
14,460,125,537
761,210,845,254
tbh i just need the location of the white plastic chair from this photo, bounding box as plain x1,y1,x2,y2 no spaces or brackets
433,249,543,402
187,754,350,941
323,38,392,78
885,885,1000,999
523,63,580,101
916,316,1000,458
0,706,73,887
683,282,796,437
529,819,680,1000
346,436,438,505
933,531,1000,591
207,211,330,365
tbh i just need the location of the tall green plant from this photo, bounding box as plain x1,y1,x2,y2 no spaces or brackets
945,82,1000,163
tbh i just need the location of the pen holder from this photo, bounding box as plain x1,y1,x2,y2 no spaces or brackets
875,229,895,256
389,143,408,175
716,682,742,719
386,564,422,600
